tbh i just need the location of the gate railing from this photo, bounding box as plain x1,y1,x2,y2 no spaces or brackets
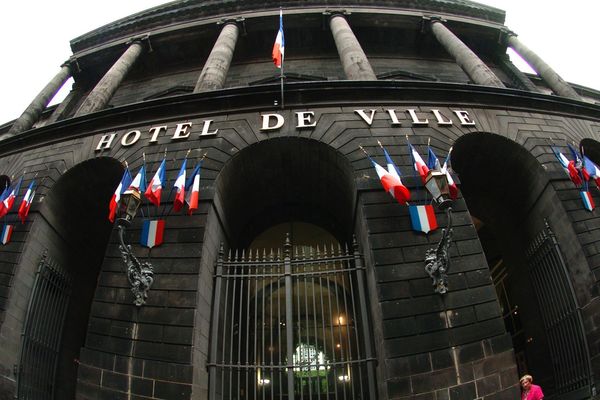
16,251,72,400
208,235,376,400
526,221,592,398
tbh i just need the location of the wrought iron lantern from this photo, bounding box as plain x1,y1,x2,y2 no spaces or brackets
424,170,452,210
423,170,454,294
116,187,154,306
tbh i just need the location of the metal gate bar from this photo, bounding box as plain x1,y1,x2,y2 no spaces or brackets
208,235,376,399
16,252,72,400
526,222,592,397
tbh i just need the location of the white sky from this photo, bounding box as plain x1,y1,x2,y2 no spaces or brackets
0,1,598,125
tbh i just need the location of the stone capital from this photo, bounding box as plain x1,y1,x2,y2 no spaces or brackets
126,34,152,52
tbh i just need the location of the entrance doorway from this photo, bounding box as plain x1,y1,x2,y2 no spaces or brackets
452,133,592,398
208,222,374,399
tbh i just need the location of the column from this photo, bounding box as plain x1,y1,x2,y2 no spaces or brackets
329,14,377,81
194,22,239,92
507,33,581,100
7,62,72,135
75,39,145,116
430,19,505,88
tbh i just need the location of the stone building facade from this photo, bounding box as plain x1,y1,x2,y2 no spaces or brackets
1,1,600,399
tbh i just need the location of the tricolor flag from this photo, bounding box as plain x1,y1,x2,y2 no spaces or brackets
173,158,188,212
441,147,458,200
18,180,36,224
378,144,410,204
552,146,582,186
272,9,285,68
427,147,441,171
409,205,438,234
581,191,595,212
407,141,429,183
140,219,165,248
129,165,147,193
0,177,23,219
185,162,202,215
145,158,166,207
108,169,132,223
1,224,13,245
583,155,600,188
0,185,10,218
568,144,590,182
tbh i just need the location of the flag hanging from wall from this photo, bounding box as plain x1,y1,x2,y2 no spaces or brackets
583,155,600,188
140,219,165,248
173,158,188,212
580,191,595,212
108,169,132,223
18,180,36,224
185,162,202,215
1,224,13,245
407,141,429,184
145,158,166,207
129,165,147,192
552,145,582,186
0,177,22,218
408,204,438,234
272,9,285,68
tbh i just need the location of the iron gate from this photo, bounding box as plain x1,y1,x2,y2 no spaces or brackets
208,235,376,399
16,251,72,400
526,222,592,398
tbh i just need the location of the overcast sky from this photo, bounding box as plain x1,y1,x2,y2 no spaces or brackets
1,1,598,125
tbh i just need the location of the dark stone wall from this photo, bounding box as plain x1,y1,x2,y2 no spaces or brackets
1,99,600,399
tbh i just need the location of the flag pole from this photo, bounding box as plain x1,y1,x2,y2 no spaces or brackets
279,8,285,110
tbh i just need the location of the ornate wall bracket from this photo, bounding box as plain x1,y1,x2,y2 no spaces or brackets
424,207,453,294
117,221,154,306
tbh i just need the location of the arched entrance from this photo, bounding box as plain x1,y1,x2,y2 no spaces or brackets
15,157,123,399
208,138,376,399
452,133,592,398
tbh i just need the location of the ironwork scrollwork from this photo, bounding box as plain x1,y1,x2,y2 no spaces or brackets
424,207,453,294
117,223,154,306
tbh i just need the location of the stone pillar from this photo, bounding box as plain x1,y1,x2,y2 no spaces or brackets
75,39,145,117
329,14,377,81
430,19,505,88
8,62,72,135
194,22,240,92
507,33,581,100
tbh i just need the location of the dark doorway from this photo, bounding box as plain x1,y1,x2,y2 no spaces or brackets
452,133,592,398
16,157,123,399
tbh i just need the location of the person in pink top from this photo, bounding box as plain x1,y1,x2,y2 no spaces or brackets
520,374,544,400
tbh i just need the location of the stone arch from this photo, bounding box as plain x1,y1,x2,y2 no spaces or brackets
452,132,594,398
214,136,357,247
10,156,123,399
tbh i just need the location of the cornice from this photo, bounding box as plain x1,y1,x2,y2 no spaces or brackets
70,0,505,53
1,80,595,156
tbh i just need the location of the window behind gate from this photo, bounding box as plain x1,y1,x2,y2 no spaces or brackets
208,231,376,399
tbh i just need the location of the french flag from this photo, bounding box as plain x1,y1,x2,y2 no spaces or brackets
18,180,36,224
140,219,165,248
0,185,10,218
583,155,600,188
552,146,582,186
145,158,166,207
0,177,22,218
409,205,438,234
371,159,410,205
408,141,429,183
272,9,285,68
185,162,201,215
569,144,590,182
581,191,595,212
1,224,13,245
129,165,147,192
173,158,187,212
427,147,441,171
378,144,410,204
108,169,132,223
441,147,458,200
